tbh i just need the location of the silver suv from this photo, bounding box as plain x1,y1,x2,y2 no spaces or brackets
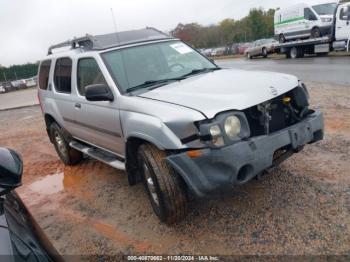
38,28,324,224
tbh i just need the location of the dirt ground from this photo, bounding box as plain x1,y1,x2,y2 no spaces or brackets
0,81,349,257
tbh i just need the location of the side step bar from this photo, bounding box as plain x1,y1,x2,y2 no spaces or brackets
69,141,125,170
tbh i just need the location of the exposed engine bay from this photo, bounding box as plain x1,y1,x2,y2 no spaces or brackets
244,84,312,137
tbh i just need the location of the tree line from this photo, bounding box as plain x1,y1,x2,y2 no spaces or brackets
0,63,38,82
171,8,275,48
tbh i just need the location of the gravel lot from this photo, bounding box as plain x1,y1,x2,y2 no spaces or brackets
0,81,349,257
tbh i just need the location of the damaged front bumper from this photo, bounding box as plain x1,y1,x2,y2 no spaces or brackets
166,111,324,198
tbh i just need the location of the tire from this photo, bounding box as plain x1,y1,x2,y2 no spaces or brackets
289,47,304,59
311,27,321,38
247,53,252,59
50,122,83,165
279,34,286,43
262,47,268,58
138,144,187,224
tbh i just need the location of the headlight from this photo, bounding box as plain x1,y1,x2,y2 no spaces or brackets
209,125,221,137
224,116,241,139
321,17,332,22
209,125,225,147
198,112,250,148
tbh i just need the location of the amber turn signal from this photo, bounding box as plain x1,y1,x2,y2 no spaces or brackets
186,150,203,158
283,97,291,104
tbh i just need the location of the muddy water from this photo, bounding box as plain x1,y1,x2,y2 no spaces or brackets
1,82,350,255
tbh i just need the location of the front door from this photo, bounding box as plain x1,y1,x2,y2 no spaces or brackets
72,57,124,155
336,4,350,41
304,8,319,37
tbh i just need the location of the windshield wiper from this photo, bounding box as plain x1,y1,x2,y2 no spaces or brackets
182,67,221,77
126,77,186,93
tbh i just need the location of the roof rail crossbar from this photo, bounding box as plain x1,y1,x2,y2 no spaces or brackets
47,28,173,55
47,35,94,55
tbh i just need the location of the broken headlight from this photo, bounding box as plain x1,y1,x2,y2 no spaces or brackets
199,112,250,148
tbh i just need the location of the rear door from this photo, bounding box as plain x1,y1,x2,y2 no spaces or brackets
336,3,350,41
51,57,77,134
72,57,124,155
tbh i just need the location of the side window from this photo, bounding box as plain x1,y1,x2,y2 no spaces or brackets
340,7,349,20
77,58,107,96
38,60,51,90
54,57,72,93
304,8,317,21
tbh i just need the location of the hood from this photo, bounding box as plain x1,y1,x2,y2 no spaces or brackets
139,69,299,119
320,14,333,22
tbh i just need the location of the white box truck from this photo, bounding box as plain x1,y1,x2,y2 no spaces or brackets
274,1,350,58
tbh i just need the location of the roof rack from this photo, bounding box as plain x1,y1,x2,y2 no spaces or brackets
47,28,173,55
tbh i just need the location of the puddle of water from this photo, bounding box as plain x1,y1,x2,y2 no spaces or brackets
29,172,64,195
27,161,117,199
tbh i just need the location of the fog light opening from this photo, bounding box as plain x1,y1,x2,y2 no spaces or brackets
237,165,253,182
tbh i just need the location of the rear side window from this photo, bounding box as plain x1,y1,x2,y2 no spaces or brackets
38,60,51,90
54,57,72,93
77,58,107,96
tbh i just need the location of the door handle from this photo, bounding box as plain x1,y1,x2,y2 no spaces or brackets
75,103,81,109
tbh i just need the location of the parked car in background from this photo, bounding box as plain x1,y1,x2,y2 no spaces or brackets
3,82,15,93
275,2,337,43
245,38,278,59
0,147,62,261
25,77,37,87
238,42,253,54
225,43,240,55
203,48,213,57
0,85,5,93
211,47,226,56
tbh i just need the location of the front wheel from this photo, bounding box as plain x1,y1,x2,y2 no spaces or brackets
262,48,268,58
311,27,321,38
50,122,83,165
138,144,187,224
279,34,286,43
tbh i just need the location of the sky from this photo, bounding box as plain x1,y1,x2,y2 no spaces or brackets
0,0,332,66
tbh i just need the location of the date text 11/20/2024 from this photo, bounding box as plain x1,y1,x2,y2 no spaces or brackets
127,255,219,261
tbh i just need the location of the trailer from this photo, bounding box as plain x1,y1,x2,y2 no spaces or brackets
274,1,350,59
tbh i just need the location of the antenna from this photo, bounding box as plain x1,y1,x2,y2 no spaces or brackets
110,8,120,44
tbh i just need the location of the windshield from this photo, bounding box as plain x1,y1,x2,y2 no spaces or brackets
312,3,337,15
101,40,217,93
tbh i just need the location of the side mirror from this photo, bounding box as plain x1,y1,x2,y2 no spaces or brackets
85,84,114,102
0,148,23,196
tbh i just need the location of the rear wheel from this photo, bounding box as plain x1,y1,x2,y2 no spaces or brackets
138,144,187,224
247,53,252,59
50,122,83,165
289,47,304,59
